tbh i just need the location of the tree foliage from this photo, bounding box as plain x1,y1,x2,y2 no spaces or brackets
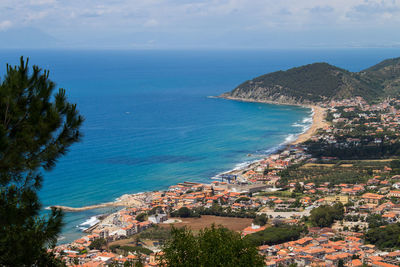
0,57,83,266
161,225,264,267
137,225,171,242
244,225,306,246
309,203,344,227
365,223,400,250
366,214,388,229
135,212,147,222
253,214,268,226
0,57,83,189
89,238,107,250
176,207,191,218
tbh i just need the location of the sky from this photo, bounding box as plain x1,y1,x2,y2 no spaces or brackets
1,0,400,49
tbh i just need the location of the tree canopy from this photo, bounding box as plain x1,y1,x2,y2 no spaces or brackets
89,238,107,250
244,224,306,246
309,203,344,227
0,57,83,266
161,225,264,267
253,214,268,226
365,223,400,250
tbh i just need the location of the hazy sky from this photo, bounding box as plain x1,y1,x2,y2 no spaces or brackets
1,0,400,49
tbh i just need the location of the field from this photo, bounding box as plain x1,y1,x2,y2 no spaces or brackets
159,215,253,231
280,159,397,185
302,163,335,168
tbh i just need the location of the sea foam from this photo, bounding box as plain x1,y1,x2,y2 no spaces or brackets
77,216,100,231
213,110,313,179
302,117,313,124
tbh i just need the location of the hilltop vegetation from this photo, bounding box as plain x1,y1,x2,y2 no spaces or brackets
161,226,264,267
221,57,400,104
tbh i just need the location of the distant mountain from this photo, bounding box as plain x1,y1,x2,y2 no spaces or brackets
221,57,400,105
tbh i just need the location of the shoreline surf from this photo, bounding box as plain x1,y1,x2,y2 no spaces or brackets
51,100,319,214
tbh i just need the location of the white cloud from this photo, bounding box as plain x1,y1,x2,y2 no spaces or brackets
144,19,159,27
0,20,12,31
25,10,49,22
29,0,56,5
1,0,400,48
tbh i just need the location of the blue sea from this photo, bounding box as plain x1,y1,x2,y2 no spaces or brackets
1,48,400,243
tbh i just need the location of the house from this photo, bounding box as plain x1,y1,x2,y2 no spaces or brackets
325,253,352,266
350,259,363,267
93,252,116,265
242,224,266,236
371,261,398,267
138,221,153,231
387,190,400,198
300,197,312,205
324,195,349,205
362,193,385,204
92,229,109,239
382,212,397,223
148,213,168,224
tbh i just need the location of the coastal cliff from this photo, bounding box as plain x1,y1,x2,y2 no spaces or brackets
221,57,400,105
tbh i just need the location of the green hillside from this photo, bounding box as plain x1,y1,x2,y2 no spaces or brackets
362,57,400,97
222,57,400,104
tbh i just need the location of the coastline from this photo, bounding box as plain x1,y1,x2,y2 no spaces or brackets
209,97,327,177
53,98,325,213
292,105,327,145
49,192,151,212
217,96,328,146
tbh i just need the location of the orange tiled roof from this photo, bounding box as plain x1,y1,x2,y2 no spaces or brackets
371,261,398,267
351,259,363,267
362,193,384,200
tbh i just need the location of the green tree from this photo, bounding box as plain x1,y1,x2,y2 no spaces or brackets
245,225,306,246
177,207,191,218
136,212,147,222
309,203,344,227
89,238,107,250
161,227,199,266
289,198,302,208
148,206,163,215
366,214,387,229
294,182,303,193
161,225,264,267
0,57,83,266
365,223,400,249
253,214,268,226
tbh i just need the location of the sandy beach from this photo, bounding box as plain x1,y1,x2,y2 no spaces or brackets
219,96,328,145
220,102,327,177
292,105,327,145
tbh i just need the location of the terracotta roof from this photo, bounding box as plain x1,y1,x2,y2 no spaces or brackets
371,261,398,267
